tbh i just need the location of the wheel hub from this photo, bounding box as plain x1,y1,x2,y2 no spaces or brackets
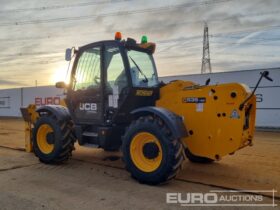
46,132,55,144
143,142,160,159
129,132,163,173
36,124,54,154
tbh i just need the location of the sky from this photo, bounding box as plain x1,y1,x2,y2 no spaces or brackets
0,0,280,89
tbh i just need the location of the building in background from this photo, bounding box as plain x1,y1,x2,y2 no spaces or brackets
0,86,64,117
0,68,279,129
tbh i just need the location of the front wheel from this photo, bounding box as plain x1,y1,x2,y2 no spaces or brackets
33,115,75,164
122,116,184,185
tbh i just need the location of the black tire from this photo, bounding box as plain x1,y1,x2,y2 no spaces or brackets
33,115,75,164
122,116,184,185
185,147,214,164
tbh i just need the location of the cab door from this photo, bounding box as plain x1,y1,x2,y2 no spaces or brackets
103,44,129,121
67,45,104,124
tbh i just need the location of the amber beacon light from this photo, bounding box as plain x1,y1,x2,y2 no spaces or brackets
115,32,122,41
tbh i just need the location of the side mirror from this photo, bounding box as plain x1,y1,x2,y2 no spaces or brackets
65,48,72,61
55,81,67,89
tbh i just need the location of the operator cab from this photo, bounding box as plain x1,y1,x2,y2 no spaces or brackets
60,33,160,135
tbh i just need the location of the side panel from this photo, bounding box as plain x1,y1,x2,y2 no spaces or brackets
113,88,159,124
160,68,280,128
66,90,103,124
156,80,256,160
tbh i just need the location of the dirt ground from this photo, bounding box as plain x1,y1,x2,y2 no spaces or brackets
0,118,279,209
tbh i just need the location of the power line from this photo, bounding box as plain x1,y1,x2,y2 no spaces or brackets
210,40,280,46
0,60,62,66
2,23,280,44
6,7,280,28
212,53,279,58
1,9,279,42
0,0,130,13
0,52,63,58
0,0,234,27
211,24,280,37
157,25,280,50
212,36,280,42
1,26,280,59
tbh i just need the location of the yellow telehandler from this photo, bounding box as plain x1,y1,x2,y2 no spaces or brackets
21,32,272,184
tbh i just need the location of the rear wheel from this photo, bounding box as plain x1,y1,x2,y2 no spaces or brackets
33,115,75,164
185,148,214,164
122,116,184,185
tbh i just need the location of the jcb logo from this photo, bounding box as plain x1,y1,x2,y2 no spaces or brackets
79,103,97,111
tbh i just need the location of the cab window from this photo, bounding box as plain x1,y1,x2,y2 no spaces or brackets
74,47,101,91
105,46,127,94
127,50,159,87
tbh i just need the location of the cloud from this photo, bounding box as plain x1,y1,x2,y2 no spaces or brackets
0,0,280,88
0,79,26,86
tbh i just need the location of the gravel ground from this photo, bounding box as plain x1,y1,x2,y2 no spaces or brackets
0,118,279,210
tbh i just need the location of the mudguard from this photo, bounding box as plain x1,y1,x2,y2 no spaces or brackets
131,106,187,139
36,105,71,122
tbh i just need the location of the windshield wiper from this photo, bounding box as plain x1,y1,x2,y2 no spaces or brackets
129,56,148,83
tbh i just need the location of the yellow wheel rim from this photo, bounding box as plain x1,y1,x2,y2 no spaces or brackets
130,132,163,173
36,124,54,154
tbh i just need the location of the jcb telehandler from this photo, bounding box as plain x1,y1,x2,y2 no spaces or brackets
21,32,272,185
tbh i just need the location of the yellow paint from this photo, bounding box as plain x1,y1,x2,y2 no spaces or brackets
130,132,163,172
24,121,32,152
22,104,39,152
156,80,256,160
36,124,54,154
22,100,66,152
59,98,67,107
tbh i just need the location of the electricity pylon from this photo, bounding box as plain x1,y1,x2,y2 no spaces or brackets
201,22,212,74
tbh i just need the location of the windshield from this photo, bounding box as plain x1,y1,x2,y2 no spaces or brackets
127,50,159,87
